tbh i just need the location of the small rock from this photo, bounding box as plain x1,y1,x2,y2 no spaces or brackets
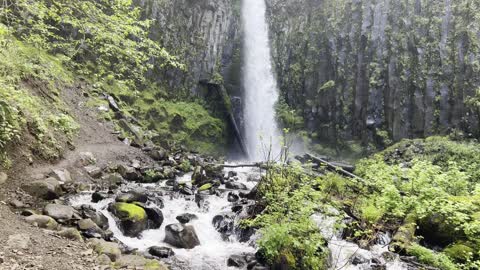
176,213,198,224
43,204,75,221
227,192,239,202
9,199,25,208
7,234,30,249
84,165,102,178
0,172,7,185
164,223,200,249
77,205,109,230
145,207,164,229
25,215,58,230
96,254,112,265
148,246,175,258
225,181,248,190
22,178,62,200
115,191,148,203
148,149,167,161
213,213,235,237
51,169,72,183
227,255,247,267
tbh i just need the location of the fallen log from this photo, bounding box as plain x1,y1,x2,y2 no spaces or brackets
303,153,366,183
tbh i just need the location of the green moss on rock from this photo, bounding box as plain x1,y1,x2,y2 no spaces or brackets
198,183,212,191
112,202,146,222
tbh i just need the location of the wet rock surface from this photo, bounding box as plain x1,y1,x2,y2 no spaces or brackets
164,223,201,249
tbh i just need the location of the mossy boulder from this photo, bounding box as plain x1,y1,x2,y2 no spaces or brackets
109,202,147,237
88,238,121,262
114,254,168,270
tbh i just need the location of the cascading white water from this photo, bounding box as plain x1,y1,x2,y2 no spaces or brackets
69,168,258,270
242,0,282,161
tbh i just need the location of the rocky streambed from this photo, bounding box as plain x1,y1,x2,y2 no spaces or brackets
10,147,421,270
69,165,262,270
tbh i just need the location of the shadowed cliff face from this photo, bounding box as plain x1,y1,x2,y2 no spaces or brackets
135,0,241,95
266,0,480,145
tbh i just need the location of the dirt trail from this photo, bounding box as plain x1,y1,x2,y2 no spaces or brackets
0,84,153,269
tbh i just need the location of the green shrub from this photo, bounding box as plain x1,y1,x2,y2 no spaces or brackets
249,163,328,269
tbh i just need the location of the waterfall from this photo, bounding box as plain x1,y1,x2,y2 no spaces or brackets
242,0,282,161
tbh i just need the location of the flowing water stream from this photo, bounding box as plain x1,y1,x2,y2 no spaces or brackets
70,167,258,270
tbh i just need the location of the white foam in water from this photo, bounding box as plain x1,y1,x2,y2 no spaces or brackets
312,214,410,270
70,168,255,270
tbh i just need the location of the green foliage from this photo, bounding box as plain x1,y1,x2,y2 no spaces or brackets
1,0,181,92
249,163,327,270
131,96,227,155
407,244,457,270
0,25,78,165
353,137,480,268
275,99,304,131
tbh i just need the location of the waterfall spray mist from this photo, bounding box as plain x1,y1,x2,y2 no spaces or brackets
242,0,281,161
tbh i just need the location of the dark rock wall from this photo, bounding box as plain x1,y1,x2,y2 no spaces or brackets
266,0,480,144
134,0,242,95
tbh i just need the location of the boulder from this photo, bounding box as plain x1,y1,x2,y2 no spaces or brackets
148,246,175,258
84,165,102,178
227,192,239,202
191,166,206,185
117,165,142,181
77,205,109,230
51,169,72,183
145,207,163,229
25,214,58,230
106,95,120,112
78,218,101,231
213,213,235,237
76,152,96,166
109,202,147,237
43,204,75,221
226,181,248,190
164,223,200,249
103,173,123,186
88,238,121,261
148,148,167,161
22,178,62,200
115,254,167,270
176,213,198,224
59,228,83,242
92,192,108,203
227,255,247,267
115,191,148,204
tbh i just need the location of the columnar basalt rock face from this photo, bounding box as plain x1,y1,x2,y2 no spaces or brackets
266,0,480,145
135,0,241,94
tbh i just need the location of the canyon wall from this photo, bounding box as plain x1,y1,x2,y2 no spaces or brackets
266,0,480,145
